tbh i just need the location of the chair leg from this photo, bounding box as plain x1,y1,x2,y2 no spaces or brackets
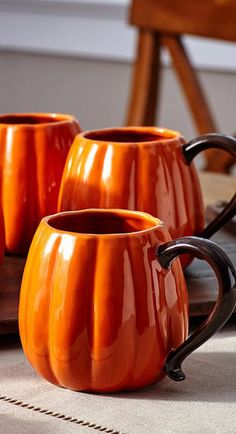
126,29,161,126
163,35,217,134
163,35,235,172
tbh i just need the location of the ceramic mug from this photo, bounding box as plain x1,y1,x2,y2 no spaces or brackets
19,208,236,392
58,128,236,253
0,113,81,255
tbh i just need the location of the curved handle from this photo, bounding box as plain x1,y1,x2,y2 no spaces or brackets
156,236,236,382
183,133,236,238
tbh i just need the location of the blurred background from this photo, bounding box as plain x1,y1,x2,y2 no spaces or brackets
0,0,236,141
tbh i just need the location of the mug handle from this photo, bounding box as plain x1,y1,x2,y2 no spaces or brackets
182,133,236,238
156,236,236,381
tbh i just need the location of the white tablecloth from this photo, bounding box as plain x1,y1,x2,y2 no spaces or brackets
0,317,236,434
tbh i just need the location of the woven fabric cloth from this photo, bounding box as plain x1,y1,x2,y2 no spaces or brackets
0,318,236,434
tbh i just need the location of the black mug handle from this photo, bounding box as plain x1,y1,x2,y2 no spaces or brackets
156,236,236,381
183,133,236,238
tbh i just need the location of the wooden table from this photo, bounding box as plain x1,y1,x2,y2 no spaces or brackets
199,171,236,207
0,171,235,333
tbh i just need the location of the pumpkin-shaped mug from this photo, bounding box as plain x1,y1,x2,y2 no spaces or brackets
19,208,236,392
0,113,81,255
58,128,236,251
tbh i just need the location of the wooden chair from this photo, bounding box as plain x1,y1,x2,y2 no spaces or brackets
126,0,236,172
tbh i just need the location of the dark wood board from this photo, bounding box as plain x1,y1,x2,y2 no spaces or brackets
185,241,236,316
0,240,235,334
0,256,26,334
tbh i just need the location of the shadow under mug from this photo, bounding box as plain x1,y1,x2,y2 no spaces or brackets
58,127,236,267
0,113,81,255
19,208,236,392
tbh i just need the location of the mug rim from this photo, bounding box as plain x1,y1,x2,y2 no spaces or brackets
0,112,77,127
81,126,182,146
43,208,164,238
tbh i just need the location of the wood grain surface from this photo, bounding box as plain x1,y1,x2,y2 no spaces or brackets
130,0,236,42
199,172,236,207
185,241,235,316
0,256,26,334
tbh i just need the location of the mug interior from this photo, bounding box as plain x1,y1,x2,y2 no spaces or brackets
48,210,159,235
84,128,178,143
0,114,70,125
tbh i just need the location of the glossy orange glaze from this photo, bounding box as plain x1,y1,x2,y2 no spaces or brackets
0,113,80,255
19,209,188,392
58,127,205,243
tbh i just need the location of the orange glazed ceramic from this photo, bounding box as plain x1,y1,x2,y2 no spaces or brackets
0,113,80,255
19,209,236,392
58,128,236,244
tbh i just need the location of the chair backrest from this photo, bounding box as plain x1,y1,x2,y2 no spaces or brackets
130,0,236,41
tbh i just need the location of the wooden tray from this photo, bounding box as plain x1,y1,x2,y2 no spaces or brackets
185,240,236,316
0,240,235,334
0,256,26,334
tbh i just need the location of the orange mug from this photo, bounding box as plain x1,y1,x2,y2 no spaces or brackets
0,113,81,255
19,209,236,392
58,128,236,255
